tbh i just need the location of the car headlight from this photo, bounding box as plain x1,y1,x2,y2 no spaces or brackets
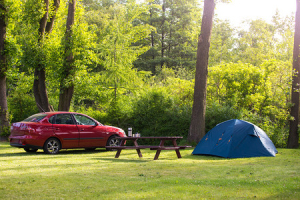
118,129,126,137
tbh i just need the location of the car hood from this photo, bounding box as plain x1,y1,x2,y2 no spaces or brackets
104,125,126,135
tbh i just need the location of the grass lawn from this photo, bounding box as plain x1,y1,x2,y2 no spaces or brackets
0,141,299,200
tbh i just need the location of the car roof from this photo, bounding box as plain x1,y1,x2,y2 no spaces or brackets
44,111,80,115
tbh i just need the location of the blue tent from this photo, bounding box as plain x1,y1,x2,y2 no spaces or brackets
192,119,278,158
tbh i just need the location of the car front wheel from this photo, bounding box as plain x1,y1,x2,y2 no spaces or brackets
44,138,61,154
106,135,120,151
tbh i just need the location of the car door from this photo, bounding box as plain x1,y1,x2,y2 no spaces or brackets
73,114,107,147
51,114,80,148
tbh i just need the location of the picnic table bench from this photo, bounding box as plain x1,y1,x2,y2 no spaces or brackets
105,136,191,160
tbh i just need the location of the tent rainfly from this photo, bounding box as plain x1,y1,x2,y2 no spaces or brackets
192,119,278,158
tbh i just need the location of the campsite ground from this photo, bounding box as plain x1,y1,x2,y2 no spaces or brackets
0,141,299,199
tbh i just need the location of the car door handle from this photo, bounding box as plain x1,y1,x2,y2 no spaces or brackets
48,127,60,131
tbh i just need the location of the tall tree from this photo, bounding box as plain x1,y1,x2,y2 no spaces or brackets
188,0,215,143
33,0,59,112
288,0,300,148
0,0,9,138
209,18,235,65
58,0,76,111
134,0,201,75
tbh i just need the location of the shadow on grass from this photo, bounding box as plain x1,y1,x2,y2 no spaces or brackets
1,142,229,162
186,154,231,161
0,148,109,157
95,157,151,163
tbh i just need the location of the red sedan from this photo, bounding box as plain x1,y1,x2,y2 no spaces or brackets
9,112,126,154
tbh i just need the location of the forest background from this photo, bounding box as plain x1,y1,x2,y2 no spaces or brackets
0,0,296,147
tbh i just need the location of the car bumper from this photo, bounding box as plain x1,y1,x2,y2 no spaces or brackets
10,142,42,149
9,137,43,149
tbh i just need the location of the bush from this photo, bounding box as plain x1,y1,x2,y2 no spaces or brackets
0,126,11,139
7,73,39,123
128,90,191,145
242,111,289,148
205,102,243,132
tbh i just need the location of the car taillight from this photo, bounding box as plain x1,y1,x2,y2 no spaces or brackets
24,127,35,135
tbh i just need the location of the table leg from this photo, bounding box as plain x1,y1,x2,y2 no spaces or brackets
136,149,143,158
115,139,126,158
172,139,182,159
175,149,182,158
115,149,122,158
153,140,165,160
133,139,143,158
154,150,161,160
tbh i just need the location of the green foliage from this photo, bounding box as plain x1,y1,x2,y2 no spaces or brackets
129,86,191,143
207,62,264,109
1,0,296,148
134,0,201,74
0,125,10,137
7,71,39,122
207,60,291,147
205,102,242,132
209,18,235,65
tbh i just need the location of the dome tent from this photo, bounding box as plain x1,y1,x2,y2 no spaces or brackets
192,119,278,158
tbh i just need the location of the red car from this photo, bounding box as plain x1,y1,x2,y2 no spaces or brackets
9,112,126,154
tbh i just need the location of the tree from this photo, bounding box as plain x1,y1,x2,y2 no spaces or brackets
188,0,215,143
58,0,76,111
234,19,276,66
288,0,300,149
95,1,153,123
134,0,201,75
33,0,59,112
0,0,9,138
209,18,235,65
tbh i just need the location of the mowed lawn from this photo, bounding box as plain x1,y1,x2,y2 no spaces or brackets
0,142,299,200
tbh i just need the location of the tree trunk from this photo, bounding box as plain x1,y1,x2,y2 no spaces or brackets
45,0,60,33
288,0,300,148
58,0,76,111
150,8,156,75
33,0,59,112
161,0,165,68
0,1,9,139
188,0,215,143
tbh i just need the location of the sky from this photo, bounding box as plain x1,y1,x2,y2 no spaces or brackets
215,0,296,27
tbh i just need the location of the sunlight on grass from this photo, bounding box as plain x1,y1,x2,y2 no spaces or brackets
0,142,299,199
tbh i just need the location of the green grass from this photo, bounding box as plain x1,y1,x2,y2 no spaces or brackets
0,142,299,200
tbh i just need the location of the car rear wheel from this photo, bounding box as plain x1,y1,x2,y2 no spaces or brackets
44,138,61,154
24,148,38,153
106,135,120,151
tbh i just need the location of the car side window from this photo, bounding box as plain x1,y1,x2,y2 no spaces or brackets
49,116,55,124
73,114,97,126
53,114,75,125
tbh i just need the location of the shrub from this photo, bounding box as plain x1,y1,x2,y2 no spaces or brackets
129,90,191,145
205,102,243,132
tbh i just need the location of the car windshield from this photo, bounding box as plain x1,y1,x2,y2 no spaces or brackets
22,114,47,122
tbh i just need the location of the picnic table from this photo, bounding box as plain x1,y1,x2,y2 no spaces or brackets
105,136,191,160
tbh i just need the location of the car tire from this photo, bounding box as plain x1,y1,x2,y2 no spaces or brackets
43,138,61,154
106,135,120,151
24,148,38,153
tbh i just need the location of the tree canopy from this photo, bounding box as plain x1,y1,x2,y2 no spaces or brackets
0,0,297,148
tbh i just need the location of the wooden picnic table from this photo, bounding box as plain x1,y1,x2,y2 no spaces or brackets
105,136,191,160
